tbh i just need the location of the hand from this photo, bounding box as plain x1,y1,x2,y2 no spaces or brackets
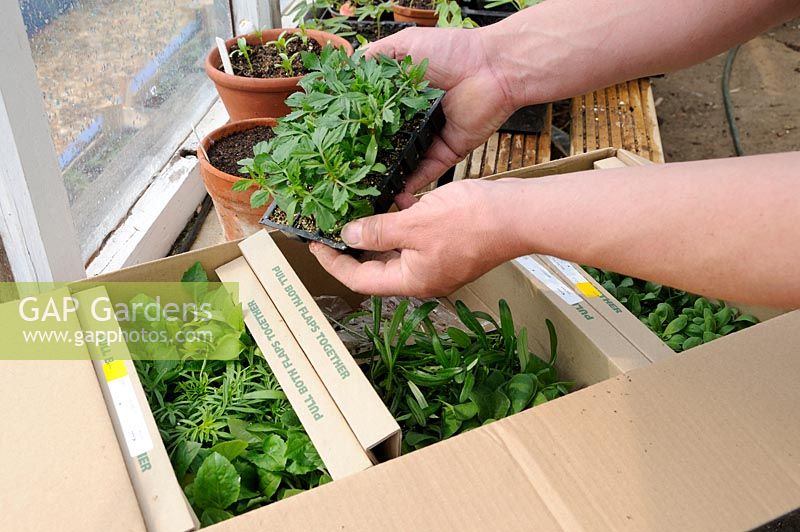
309,179,528,297
366,27,518,195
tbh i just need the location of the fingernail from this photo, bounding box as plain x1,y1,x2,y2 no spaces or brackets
341,222,362,246
308,242,320,254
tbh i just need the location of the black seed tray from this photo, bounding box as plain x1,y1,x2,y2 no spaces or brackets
260,94,446,250
460,6,513,26
500,103,549,134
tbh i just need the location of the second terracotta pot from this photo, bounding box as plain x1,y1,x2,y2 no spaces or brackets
392,4,437,26
205,29,353,121
199,118,276,241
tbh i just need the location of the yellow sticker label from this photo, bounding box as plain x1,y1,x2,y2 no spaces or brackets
103,360,128,382
576,282,601,298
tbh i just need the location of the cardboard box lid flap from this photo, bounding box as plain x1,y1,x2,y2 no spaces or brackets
0,360,146,531
208,310,800,532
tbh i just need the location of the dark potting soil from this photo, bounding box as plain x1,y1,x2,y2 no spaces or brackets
394,0,435,10
207,126,275,177
351,21,411,42
227,38,323,79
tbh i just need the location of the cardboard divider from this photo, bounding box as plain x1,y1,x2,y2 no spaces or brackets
73,286,197,532
238,231,401,460
452,257,654,386
539,253,675,363
216,258,373,479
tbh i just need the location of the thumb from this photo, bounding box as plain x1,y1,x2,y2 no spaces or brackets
341,211,409,251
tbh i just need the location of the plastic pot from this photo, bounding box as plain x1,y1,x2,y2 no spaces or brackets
260,95,446,250
391,4,437,26
198,118,277,240
205,29,353,121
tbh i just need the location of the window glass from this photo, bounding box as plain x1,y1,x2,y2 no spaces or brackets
19,0,232,261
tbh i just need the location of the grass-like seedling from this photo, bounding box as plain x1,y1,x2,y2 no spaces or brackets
133,263,330,526
483,0,542,10
230,37,254,72
346,297,571,451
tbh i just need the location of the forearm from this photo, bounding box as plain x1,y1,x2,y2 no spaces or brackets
480,0,800,106
500,152,800,308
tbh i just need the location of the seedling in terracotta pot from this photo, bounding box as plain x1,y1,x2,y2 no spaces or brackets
230,37,255,73
205,29,353,120
233,46,444,249
392,0,437,26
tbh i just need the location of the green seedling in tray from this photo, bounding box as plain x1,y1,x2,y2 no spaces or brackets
583,267,759,352
133,262,572,525
133,263,329,526
347,297,572,452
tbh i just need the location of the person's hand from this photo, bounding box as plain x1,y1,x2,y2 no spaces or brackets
309,179,529,297
366,27,518,195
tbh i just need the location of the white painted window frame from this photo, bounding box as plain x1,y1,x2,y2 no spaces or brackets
1,1,281,280
0,1,85,282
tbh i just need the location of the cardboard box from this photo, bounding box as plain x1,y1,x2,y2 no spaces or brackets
0,295,148,531
4,151,799,531
207,309,800,532
66,223,647,531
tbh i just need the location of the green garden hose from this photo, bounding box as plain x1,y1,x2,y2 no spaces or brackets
722,45,745,156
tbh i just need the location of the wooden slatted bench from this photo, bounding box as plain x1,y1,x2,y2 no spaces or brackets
570,79,664,163
452,104,553,180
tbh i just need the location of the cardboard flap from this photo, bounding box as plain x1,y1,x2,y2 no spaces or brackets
207,310,800,532
238,231,400,457
216,258,373,479
0,360,146,531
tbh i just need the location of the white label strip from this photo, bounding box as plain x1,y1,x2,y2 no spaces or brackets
514,256,583,306
107,375,154,457
544,255,587,285
216,37,234,75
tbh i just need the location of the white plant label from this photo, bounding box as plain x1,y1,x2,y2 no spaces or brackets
513,256,583,306
543,255,602,298
216,37,234,75
105,364,153,457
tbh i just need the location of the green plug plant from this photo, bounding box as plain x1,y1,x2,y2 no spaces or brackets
435,0,478,28
583,267,758,352
235,46,443,235
133,263,329,526
350,298,571,452
230,37,254,72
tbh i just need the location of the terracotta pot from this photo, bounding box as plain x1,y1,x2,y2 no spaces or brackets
198,118,276,240
205,29,353,121
392,4,437,26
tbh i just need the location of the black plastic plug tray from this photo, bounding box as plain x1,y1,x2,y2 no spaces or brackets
260,94,446,250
